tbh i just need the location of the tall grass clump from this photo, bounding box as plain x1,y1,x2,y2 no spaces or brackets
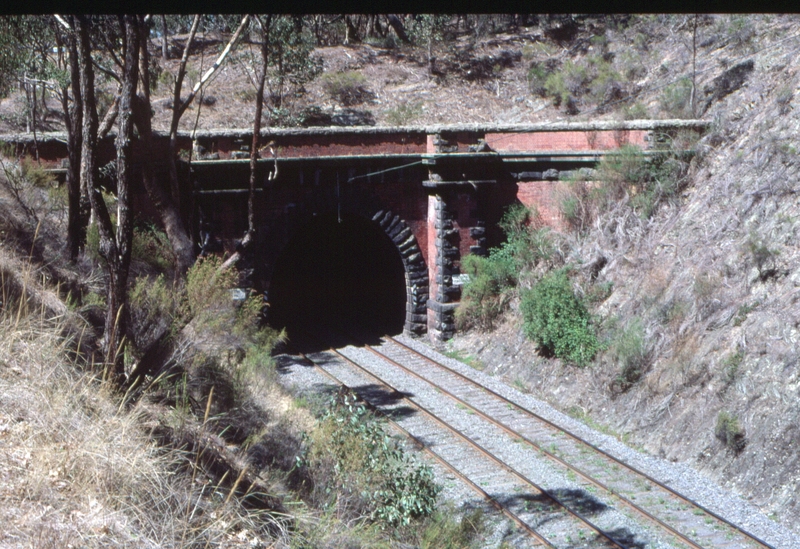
559,141,691,229
608,316,651,391
0,271,283,548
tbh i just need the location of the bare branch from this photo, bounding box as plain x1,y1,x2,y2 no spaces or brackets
177,15,251,119
53,14,71,31
98,89,121,139
92,59,121,84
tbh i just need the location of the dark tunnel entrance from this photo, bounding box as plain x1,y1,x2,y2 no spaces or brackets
268,213,408,344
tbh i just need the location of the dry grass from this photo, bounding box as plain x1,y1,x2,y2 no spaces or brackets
0,286,289,548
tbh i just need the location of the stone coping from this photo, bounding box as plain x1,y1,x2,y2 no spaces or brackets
0,119,709,144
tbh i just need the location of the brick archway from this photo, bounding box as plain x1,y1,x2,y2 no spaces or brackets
369,209,428,335
266,201,428,337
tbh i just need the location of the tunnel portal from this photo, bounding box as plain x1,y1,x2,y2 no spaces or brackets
268,213,408,341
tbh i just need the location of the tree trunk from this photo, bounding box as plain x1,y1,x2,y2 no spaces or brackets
386,15,411,44
159,15,201,276
243,16,269,251
63,19,85,260
75,15,99,263
77,15,140,382
160,15,169,60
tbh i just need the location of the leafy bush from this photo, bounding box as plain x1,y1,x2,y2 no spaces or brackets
587,56,624,105
321,71,369,106
715,411,746,452
520,269,599,366
183,254,238,324
132,223,175,272
456,253,515,331
544,60,587,108
302,390,440,527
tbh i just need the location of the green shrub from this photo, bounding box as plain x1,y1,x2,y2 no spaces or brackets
18,156,54,188
132,223,175,272
457,205,554,330
520,269,599,367
544,60,587,107
321,71,369,106
715,411,746,452
745,231,779,279
595,143,688,220
385,101,423,125
722,350,744,386
527,63,549,97
456,253,514,331
183,255,237,320
130,273,177,328
659,76,694,118
587,57,624,105
302,390,440,527
732,301,757,327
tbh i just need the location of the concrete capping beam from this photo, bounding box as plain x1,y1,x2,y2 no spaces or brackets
0,119,710,145
423,179,497,189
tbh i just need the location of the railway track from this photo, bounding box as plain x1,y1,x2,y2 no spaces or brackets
280,329,775,549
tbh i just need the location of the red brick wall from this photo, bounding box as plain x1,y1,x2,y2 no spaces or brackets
516,180,569,232
485,130,648,152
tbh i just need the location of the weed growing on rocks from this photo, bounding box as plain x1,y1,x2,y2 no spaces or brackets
457,205,555,330
715,410,746,452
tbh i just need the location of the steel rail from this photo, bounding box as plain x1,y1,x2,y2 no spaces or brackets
305,343,634,549
296,351,554,548
384,335,775,549
358,339,707,549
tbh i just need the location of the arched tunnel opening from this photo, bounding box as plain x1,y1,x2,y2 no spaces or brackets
268,213,408,345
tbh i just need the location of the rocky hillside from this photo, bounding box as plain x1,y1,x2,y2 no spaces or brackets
446,13,800,536
0,15,779,132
